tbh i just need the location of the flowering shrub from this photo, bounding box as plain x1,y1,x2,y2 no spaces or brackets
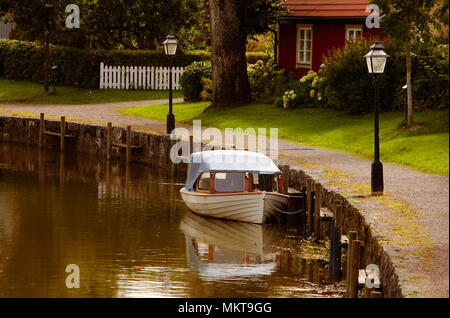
200,77,213,101
298,70,326,107
248,58,296,103
282,90,297,108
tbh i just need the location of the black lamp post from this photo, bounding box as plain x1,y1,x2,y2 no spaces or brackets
163,34,178,134
364,42,390,195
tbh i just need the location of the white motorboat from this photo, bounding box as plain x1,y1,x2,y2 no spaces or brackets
179,150,290,224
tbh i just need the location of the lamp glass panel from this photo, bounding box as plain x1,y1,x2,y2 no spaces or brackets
371,56,387,73
365,54,373,73
164,42,177,56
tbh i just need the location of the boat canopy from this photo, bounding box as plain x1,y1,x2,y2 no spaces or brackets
185,150,281,191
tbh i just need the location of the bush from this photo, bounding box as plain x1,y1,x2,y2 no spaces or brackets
412,42,449,110
321,37,449,114
246,52,271,64
179,61,212,102
0,39,209,88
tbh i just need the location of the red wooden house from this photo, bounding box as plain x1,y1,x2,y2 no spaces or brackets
277,0,383,78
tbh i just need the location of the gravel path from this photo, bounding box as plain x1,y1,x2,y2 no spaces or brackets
0,100,448,297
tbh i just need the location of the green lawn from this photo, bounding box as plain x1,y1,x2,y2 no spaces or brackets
121,102,449,176
0,78,183,104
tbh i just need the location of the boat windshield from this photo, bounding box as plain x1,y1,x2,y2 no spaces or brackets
256,174,278,192
215,173,245,193
198,172,211,191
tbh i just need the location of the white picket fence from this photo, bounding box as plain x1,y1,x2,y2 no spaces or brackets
99,62,185,90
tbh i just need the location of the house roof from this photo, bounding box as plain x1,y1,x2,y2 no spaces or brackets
282,0,371,19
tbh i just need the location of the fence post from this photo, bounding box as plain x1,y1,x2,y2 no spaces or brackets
100,62,104,89
60,116,65,152
150,66,154,89
138,66,142,89
125,66,129,90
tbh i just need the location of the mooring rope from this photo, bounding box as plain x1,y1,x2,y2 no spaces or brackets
263,197,305,215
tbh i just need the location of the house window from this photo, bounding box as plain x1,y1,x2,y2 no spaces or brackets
297,24,313,66
346,25,363,42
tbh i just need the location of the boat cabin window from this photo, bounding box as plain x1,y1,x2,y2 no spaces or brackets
257,174,278,192
214,172,245,193
197,172,211,191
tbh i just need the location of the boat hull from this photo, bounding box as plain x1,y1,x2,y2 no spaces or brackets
179,188,289,224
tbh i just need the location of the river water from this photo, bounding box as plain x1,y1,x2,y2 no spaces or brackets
0,143,344,298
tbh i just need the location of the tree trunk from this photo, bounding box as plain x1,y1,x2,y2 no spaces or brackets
44,31,50,93
406,45,413,128
209,0,251,109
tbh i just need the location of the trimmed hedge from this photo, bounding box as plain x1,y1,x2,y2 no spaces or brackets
0,39,270,89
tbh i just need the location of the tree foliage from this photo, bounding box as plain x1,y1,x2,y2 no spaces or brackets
372,0,437,43
0,0,203,50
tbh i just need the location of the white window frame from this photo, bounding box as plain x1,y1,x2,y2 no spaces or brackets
296,24,313,68
346,24,363,42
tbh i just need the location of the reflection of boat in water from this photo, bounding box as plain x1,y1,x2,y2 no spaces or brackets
180,211,279,280
180,151,289,224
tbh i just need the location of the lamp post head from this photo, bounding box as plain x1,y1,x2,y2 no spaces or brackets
364,42,390,76
163,34,178,56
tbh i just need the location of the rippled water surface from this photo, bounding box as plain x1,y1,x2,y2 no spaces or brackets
0,143,343,297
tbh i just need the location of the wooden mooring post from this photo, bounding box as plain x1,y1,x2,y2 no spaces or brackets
309,189,315,237
371,291,382,298
345,231,358,297
314,183,321,240
282,165,289,194
107,122,112,160
301,186,307,237
329,202,343,283
126,125,131,165
109,125,142,164
39,114,73,151
306,178,313,237
39,113,45,149
348,239,361,298
60,116,65,152
279,165,290,225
